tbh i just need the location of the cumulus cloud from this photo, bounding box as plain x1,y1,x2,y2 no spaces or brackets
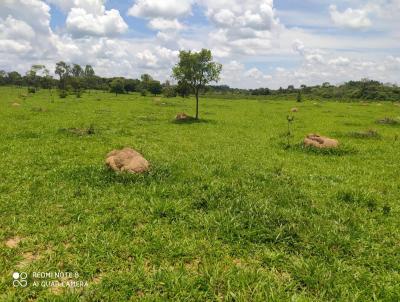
1,0,52,34
0,0,58,61
0,16,35,41
128,0,192,19
66,7,128,37
0,0,399,90
136,47,178,69
201,0,280,56
292,39,326,64
148,18,184,31
245,67,272,81
329,5,372,29
329,57,350,66
50,0,128,38
127,0,190,46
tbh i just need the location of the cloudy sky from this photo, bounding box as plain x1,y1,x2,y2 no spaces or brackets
0,0,399,89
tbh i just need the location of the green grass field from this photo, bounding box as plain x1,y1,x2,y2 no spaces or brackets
1,86,399,301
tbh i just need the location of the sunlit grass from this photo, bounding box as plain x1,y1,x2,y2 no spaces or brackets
1,87,399,301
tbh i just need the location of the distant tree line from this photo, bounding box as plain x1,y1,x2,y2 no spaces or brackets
0,62,169,98
0,64,398,101
206,80,400,101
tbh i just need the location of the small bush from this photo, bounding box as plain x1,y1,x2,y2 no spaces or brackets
59,90,68,98
348,129,380,139
140,90,147,97
163,87,177,98
376,117,399,125
28,87,36,93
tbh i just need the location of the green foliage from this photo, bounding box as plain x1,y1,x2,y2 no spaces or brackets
55,61,71,90
162,81,177,98
58,89,68,98
124,79,140,93
109,78,125,95
140,74,153,91
175,80,191,98
297,90,302,102
173,49,222,119
148,80,162,96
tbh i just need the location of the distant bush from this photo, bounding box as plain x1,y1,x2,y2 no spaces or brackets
59,90,68,98
376,117,399,125
28,87,36,93
163,86,177,98
348,129,381,139
140,90,147,96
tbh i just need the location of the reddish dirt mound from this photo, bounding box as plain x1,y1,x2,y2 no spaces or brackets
106,148,150,174
5,236,22,248
304,134,339,149
175,113,192,121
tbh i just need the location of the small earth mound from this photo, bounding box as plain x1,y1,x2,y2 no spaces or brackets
5,236,22,248
175,112,192,121
106,148,150,174
12,102,21,107
291,108,299,112
304,134,339,149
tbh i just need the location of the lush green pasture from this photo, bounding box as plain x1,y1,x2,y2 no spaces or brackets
1,86,399,301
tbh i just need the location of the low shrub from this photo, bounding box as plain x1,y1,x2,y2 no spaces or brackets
59,90,68,98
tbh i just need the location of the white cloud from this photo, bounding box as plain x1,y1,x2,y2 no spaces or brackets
128,0,192,19
148,18,183,31
46,1,128,37
201,0,280,56
0,0,399,90
136,46,178,71
0,39,32,54
329,57,350,66
329,5,372,29
245,67,272,81
47,0,106,14
1,0,52,34
0,0,58,62
66,7,128,37
292,39,326,64
0,16,35,41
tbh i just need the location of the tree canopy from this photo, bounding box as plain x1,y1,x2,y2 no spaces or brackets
173,49,222,119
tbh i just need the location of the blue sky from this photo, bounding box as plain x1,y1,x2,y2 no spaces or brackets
0,0,399,88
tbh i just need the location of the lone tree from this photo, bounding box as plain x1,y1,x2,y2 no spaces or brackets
55,61,70,91
149,80,162,96
172,49,222,119
297,90,302,102
110,78,125,96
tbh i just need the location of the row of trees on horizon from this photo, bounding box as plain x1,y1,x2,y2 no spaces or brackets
0,62,399,102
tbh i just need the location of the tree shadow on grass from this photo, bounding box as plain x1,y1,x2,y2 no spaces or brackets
171,118,216,125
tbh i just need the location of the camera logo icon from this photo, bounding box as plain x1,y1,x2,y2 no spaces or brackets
13,272,28,287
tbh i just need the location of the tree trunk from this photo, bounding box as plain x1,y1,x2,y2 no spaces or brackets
195,89,199,120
